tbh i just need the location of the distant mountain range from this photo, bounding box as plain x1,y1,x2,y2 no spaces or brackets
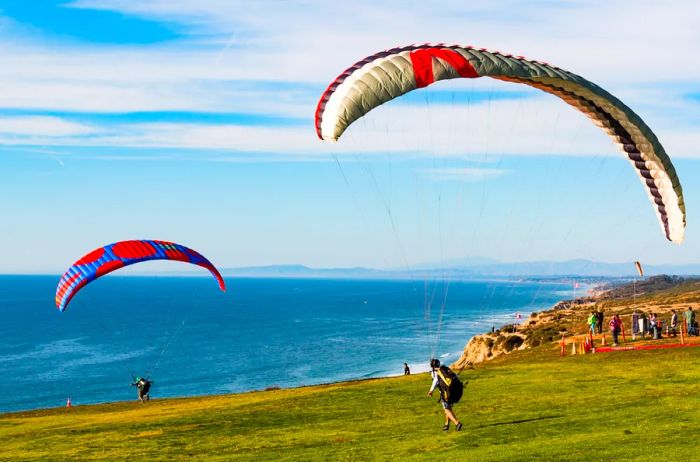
220,259,700,279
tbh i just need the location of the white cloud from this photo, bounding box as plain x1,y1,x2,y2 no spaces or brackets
0,2,698,97
0,0,697,160
0,116,97,136
61,0,700,82
3,94,700,161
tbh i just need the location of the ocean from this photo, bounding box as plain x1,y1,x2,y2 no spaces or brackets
0,276,569,413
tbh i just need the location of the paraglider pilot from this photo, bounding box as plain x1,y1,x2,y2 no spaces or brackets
131,377,153,403
427,359,463,431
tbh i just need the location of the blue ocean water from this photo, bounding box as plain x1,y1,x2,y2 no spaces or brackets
0,276,569,413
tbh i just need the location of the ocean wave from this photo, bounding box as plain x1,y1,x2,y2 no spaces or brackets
30,342,157,381
0,338,90,363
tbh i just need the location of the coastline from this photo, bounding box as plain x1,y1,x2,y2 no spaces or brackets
2,275,698,417
16,274,687,415
0,276,567,414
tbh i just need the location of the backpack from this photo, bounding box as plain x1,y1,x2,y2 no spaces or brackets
436,365,463,404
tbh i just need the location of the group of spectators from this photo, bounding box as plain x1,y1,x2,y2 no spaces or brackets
632,310,667,340
587,310,623,345
586,310,605,335
587,306,698,346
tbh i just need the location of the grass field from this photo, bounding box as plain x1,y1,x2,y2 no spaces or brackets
3,344,700,461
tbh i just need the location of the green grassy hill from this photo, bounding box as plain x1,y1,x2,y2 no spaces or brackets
4,344,700,461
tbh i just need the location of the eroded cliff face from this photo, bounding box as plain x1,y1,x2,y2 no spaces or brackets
451,332,526,369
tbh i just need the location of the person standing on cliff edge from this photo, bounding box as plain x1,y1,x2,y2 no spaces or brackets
609,314,622,346
670,309,678,337
595,310,604,334
404,363,411,375
587,311,597,337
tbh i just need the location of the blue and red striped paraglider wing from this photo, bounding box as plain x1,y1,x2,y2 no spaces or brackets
55,240,226,311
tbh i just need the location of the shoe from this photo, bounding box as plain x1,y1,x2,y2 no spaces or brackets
456,422,463,431
442,424,450,431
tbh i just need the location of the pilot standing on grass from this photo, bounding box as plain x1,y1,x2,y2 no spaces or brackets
670,310,678,337
427,359,463,432
609,314,622,346
587,311,597,337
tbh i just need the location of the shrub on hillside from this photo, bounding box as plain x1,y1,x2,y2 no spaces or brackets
494,335,505,348
503,335,524,352
526,326,564,347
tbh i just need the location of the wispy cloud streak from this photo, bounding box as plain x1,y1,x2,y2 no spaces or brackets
0,1,697,160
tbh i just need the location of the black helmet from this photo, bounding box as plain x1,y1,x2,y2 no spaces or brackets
430,358,440,369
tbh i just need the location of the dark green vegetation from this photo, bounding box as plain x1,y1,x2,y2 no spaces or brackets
600,275,695,301
3,345,700,461
598,277,700,311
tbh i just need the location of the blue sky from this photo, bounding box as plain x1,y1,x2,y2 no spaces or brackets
0,0,699,273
